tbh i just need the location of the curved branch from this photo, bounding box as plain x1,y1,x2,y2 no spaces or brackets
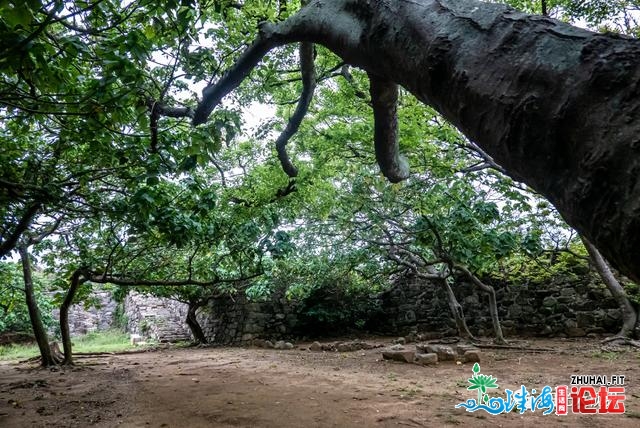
86,271,263,287
147,99,194,152
368,74,410,183
0,202,41,258
148,101,194,119
275,42,316,177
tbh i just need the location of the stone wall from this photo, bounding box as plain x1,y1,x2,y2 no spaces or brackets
368,274,625,338
52,291,117,335
198,273,627,344
198,289,299,345
57,291,192,343
57,273,628,344
124,293,192,342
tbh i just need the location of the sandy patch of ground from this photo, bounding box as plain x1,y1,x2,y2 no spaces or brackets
0,338,639,427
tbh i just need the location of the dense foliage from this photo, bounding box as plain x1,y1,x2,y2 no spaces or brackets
0,262,55,334
0,0,638,354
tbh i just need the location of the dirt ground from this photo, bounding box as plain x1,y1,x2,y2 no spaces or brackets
0,337,639,427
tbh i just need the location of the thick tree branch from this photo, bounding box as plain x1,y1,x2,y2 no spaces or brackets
388,252,444,280
86,271,263,287
0,203,41,258
193,27,278,125
275,42,316,177
149,101,194,119
147,98,194,152
368,74,410,183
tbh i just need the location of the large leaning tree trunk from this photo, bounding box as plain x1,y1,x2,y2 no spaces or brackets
186,299,208,345
191,0,640,283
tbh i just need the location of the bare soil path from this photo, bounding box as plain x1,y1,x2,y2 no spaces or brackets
0,338,639,427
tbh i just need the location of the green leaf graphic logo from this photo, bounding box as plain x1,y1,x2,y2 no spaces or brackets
467,363,499,404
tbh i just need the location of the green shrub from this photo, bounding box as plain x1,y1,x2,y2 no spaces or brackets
295,281,382,336
0,262,56,335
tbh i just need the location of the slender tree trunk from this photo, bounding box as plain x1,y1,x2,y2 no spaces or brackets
18,246,56,367
186,302,207,344
60,270,86,365
442,278,475,340
581,236,638,339
456,264,506,344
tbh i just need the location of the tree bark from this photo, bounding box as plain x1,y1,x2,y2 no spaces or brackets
455,264,506,344
194,0,640,283
581,236,638,339
0,203,40,259
60,270,87,365
186,301,208,344
442,278,475,340
18,246,56,367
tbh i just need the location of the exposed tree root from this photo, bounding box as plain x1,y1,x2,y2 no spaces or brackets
601,336,640,349
474,344,556,352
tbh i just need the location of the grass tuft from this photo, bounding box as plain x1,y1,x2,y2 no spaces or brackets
0,330,147,361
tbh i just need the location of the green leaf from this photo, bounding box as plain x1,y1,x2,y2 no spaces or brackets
1,3,34,28
146,176,160,186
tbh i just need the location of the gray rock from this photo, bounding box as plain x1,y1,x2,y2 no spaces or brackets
309,341,322,352
382,350,415,363
393,337,406,345
390,344,405,351
403,310,417,322
415,344,435,354
463,350,481,363
321,343,337,352
252,338,267,348
508,304,523,317
606,309,622,320
566,327,586,337
436,345,456,361
541,325,553,336
130,334,143,345
416,344,455,361
455,344,476,356
564,318,578,329
415,353,438,365
336,342,357,352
